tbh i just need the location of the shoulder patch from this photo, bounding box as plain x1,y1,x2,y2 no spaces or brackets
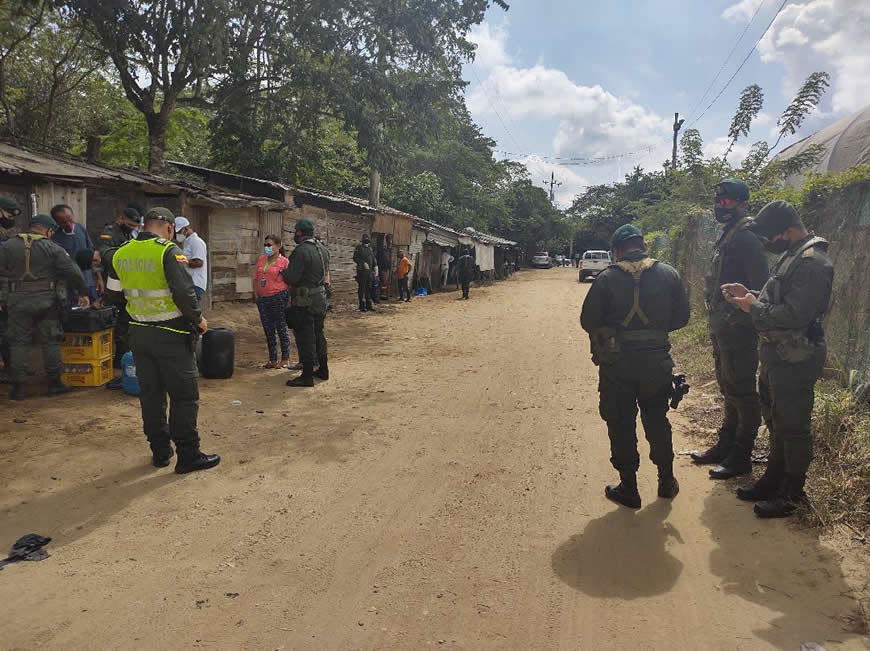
155,237,169,244
100,234,112,239
174,253,189,263
802,247,815,258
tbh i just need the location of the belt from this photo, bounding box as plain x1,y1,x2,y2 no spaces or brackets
617,329,668,344
10,280,56,292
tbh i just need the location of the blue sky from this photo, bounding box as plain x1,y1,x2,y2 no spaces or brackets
464,0,870,205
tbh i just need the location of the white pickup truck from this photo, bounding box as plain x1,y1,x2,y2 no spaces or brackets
578,250,612,282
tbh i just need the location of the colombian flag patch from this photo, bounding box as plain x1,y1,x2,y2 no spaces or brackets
175,253,189,263
100,234,112,239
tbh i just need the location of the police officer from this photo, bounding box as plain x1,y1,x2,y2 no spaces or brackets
97,205,140,256
723,200,833,518
0,214,89,400
282,219,330,387
457,247,475,299
105,207,219,473
693,179,769,479
580,224,690,508
353,233,375,312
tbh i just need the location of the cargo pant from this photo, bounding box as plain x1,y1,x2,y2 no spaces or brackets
460,274,472,299
6,292,63,382
128,323,200,460
758,344,825,480
710,325,761,451
356,269,373,309
290,306,327,366
598,353,675,472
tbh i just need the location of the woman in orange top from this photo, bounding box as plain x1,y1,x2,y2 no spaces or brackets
253,235,291,368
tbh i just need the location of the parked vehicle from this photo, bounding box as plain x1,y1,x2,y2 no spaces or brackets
531,251,552,268
554,254,564,266
579,250,611,281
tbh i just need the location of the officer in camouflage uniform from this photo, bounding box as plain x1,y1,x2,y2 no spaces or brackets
282,219,330,387
0,196,23,373
352,233,375,312
723,200,833,518
457,247,475,299
0,214,89,399
581,224,690,508
105,207,220,473
693,179,769,479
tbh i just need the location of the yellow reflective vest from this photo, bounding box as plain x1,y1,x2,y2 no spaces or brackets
111,238,182,322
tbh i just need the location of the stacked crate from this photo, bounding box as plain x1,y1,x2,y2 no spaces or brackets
60,329,113,387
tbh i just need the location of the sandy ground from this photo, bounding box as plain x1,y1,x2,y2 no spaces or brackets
1,267,867,650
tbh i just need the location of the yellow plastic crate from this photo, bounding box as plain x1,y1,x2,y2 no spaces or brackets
61,329,113,362
61,355,114,387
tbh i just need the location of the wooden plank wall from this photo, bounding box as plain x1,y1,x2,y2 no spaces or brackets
209,206,260,302
33,182,86,225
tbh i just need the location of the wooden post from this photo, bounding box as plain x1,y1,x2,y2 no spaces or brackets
369,168,381,209
672,112,685,170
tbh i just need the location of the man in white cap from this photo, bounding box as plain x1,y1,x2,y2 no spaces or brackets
174,216,207,305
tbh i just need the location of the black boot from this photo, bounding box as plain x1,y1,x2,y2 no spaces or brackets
358,303,367,312
754,474,806,518
366,302,375,312
691,430,734,465
175,451,221,474
736,467,783,501
9,383,25,401
605,471,641,509
657,464,680,499
709,443,753,479
287,361,315,387
152,448,174,468
47,378,71,396
314,356,329,381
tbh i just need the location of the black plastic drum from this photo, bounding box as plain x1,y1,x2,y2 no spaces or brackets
200,327,234,379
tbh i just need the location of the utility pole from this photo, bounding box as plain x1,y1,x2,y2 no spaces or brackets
672,112,685,170
543,171,562,204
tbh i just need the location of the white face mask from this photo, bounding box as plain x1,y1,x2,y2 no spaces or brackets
176,232,186,243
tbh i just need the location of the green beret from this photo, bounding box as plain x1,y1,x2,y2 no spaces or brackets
295,218,315,235
143,207,174,224
0,196,21,215
714,178,750,201
122,207,141,220
30,213,58,229
610,223,643,249
749,200,800,239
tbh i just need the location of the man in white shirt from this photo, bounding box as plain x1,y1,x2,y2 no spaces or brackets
174,216,208,305
440,250,454,288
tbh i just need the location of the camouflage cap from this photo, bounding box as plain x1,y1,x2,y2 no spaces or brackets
714,178,750,201
610,223,643,249
295,218,315,235
30,213,58,230
748,200,800,239
0,196,21,216
143,207,175,224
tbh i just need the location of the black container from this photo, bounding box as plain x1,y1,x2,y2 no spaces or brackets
65,307,116,332
200,327,234,379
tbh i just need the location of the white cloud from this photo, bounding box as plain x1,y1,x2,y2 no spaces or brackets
468,22,512,69
722,0,765,23
703,136,752,166
467,64,669,158
516,156,590,208
755,0,870,114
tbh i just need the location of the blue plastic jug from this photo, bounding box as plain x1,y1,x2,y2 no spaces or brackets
121,351,140,396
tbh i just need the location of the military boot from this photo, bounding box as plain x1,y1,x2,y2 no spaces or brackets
152,448,174,468
736,467,784,501
709,442,753,479
657,464,680,499
690,428,734,465
287,361,315,387
314,356,329,381
605,471,641,509
358,302,367,312
754,474,806,519
175,451,221,474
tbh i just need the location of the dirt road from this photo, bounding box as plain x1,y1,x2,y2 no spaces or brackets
1,268,866,650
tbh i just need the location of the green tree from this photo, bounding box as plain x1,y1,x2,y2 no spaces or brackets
725,84,763,159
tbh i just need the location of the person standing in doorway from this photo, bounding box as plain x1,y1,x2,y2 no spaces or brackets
396,248,412,302
440,249,454,288
253,234,292,369
353,233,376,312
174,216,208,306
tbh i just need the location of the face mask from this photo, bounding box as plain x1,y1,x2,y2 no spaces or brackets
294,232,303,244
264,246,274,256
764,238,789,254
176,232,186,243
713,205,736,223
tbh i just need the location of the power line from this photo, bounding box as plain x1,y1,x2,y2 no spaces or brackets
684,0,768,124
468,64,526,154
493,146,654,164
688,0,790,128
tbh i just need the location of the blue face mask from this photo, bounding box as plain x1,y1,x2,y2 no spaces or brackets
264,246,274,256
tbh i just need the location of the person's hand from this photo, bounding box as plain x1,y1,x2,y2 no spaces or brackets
721,283,748,298
197,316,208,333
92,299,103,310
78,295,90,309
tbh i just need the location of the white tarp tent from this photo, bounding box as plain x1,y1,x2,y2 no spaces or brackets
475,243,495,271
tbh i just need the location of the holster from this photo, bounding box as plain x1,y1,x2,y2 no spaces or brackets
590,327,620,366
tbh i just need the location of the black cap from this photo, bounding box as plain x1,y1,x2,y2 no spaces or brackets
749,200,800,239
714,178,750,202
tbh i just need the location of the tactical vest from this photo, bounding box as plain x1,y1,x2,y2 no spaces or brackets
706,216,753,311
758,235,828,361
112,238,182,322
291,239,328,310
9,233,57,293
